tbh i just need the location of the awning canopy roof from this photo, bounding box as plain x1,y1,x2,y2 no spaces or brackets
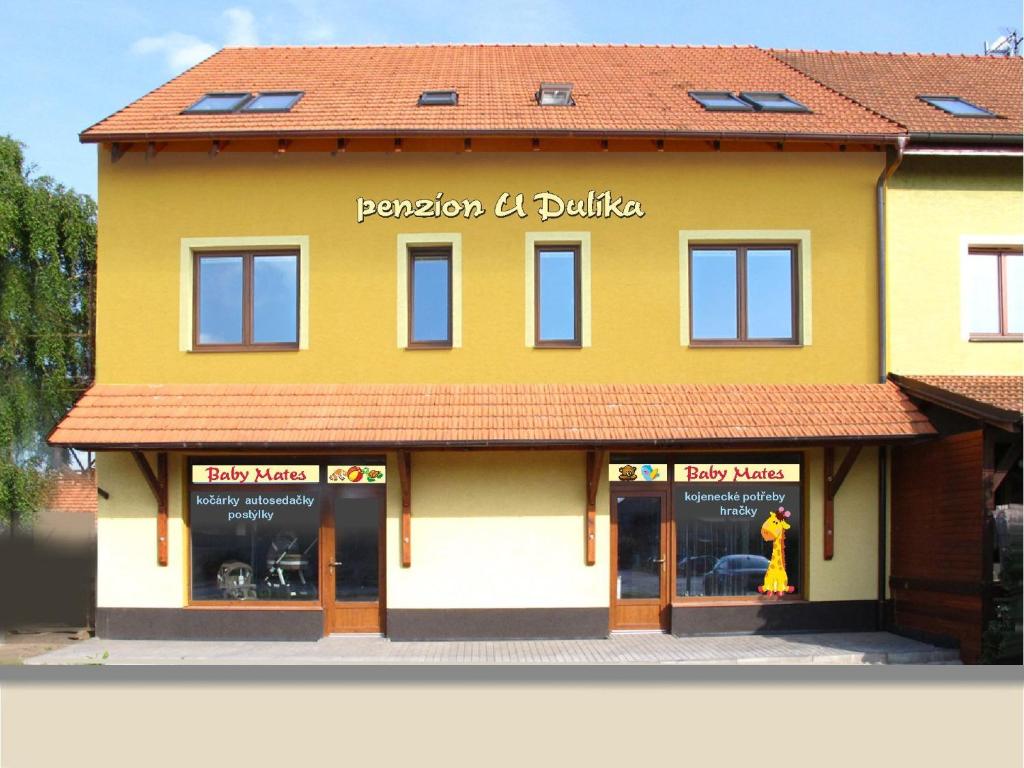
49,382,935,450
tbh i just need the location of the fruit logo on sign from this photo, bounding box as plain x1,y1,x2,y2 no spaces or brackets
329,466,384,483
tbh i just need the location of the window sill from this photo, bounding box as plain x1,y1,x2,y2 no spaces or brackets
190,345,301,353
533,342,583,349
688,342,803,349
968,335,1022,343
672,596,805,606
186,602,322,610
405,343,454,350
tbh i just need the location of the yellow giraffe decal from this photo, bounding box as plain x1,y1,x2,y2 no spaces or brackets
758,507,796,597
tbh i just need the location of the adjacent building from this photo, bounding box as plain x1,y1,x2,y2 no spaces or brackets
49,45,1019,652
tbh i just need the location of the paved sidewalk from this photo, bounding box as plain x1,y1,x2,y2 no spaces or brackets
24,631,959,665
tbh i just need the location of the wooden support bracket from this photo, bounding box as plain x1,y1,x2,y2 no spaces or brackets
584,449,606,566
131,451,168,566
397,450,412,567
824,445,862,561
110,142,131,163
993,442,1022,492
145,142,167,160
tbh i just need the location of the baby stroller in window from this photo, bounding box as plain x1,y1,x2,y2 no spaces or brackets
264,531,317,598
217,560,258,600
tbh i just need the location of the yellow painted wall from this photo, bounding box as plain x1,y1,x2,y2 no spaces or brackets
95,452,186,608
806,447,880,602
385,451,610,609
95,149,884,385
888,156,1024,375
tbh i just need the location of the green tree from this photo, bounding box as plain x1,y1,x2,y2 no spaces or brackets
0,136,96,533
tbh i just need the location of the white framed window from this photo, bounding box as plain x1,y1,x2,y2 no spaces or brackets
179,236,310,352
524,232,592,348
679,230,812,347
396,233,462,349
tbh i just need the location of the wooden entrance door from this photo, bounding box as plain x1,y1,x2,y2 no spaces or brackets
322,485,385,634
611,489,671,631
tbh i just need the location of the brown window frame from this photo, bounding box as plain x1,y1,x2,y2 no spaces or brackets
193,250,301,352
534,244,582,348
407,246,453,349
688,244,800,347
968,247,1023,341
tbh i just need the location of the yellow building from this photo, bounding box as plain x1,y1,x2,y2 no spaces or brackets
52,45,955,642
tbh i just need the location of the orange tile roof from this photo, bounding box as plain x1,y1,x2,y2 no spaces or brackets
44,471,98,514
48,383,934,449
80,45,903,142
772,50,1023,138
893,375,1022,420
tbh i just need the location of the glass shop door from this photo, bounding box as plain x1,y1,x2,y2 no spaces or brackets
322,485,385,634
611,490,671,631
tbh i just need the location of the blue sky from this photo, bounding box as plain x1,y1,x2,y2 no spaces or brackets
2,0,1020,198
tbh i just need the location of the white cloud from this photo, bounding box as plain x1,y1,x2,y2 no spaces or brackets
130,32,217,71
131,7,260,72
286,0,336,42
224,7,259,46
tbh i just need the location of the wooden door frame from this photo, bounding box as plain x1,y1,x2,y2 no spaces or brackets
609,485,672,631
321,483,387,635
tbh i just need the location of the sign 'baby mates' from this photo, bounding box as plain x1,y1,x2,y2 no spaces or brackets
356,190,645,223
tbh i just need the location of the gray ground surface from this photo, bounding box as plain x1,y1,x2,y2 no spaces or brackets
24,630,960,665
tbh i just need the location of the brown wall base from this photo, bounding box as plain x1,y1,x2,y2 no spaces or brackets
387,608,610,640
95,608,323,641
670,600,878,636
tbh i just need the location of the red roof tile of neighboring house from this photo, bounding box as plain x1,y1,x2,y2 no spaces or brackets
47,383,934,449
892,375,1023,423
772,50,1023,139
80,45,903,142
44,471,98,514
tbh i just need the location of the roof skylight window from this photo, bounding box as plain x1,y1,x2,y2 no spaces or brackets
739,92,811,113
241,91,304,112
536,82,574,106
183,93,253,113
918,95,997,117
689,91,754,112
418,89,459,106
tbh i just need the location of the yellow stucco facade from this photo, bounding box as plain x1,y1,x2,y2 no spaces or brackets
887,155,1024,375
95,148,885,386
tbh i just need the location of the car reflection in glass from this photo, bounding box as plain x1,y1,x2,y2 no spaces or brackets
701,555,771,596
675,555,717,596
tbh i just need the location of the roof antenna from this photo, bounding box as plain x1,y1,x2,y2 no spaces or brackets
984,29,1022,56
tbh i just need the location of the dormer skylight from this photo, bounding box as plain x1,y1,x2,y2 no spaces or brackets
537,82,574,106
918,95,997,117
418,89,458,106
689,92,753,112
739,92,811,113
242,91,304,112
184,93,254,113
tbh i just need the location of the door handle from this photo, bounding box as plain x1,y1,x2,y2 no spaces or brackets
651,558,665,564
328,560,343,571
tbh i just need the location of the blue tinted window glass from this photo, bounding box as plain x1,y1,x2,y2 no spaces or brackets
411,255,450,343
198,256,243,344
253,255,298,344
921,96,993,117
1006,255,1023,334
537,250,577,342
243,92,302,111
186,93,250,112
691,250,738,340
746,249,794,339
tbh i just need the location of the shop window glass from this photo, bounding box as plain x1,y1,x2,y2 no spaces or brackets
536,246,580,345
674,455,802,598
967,248,1023,339
190,484,320,602
690,245,798,344
195,251,299,349
409,248,452,346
